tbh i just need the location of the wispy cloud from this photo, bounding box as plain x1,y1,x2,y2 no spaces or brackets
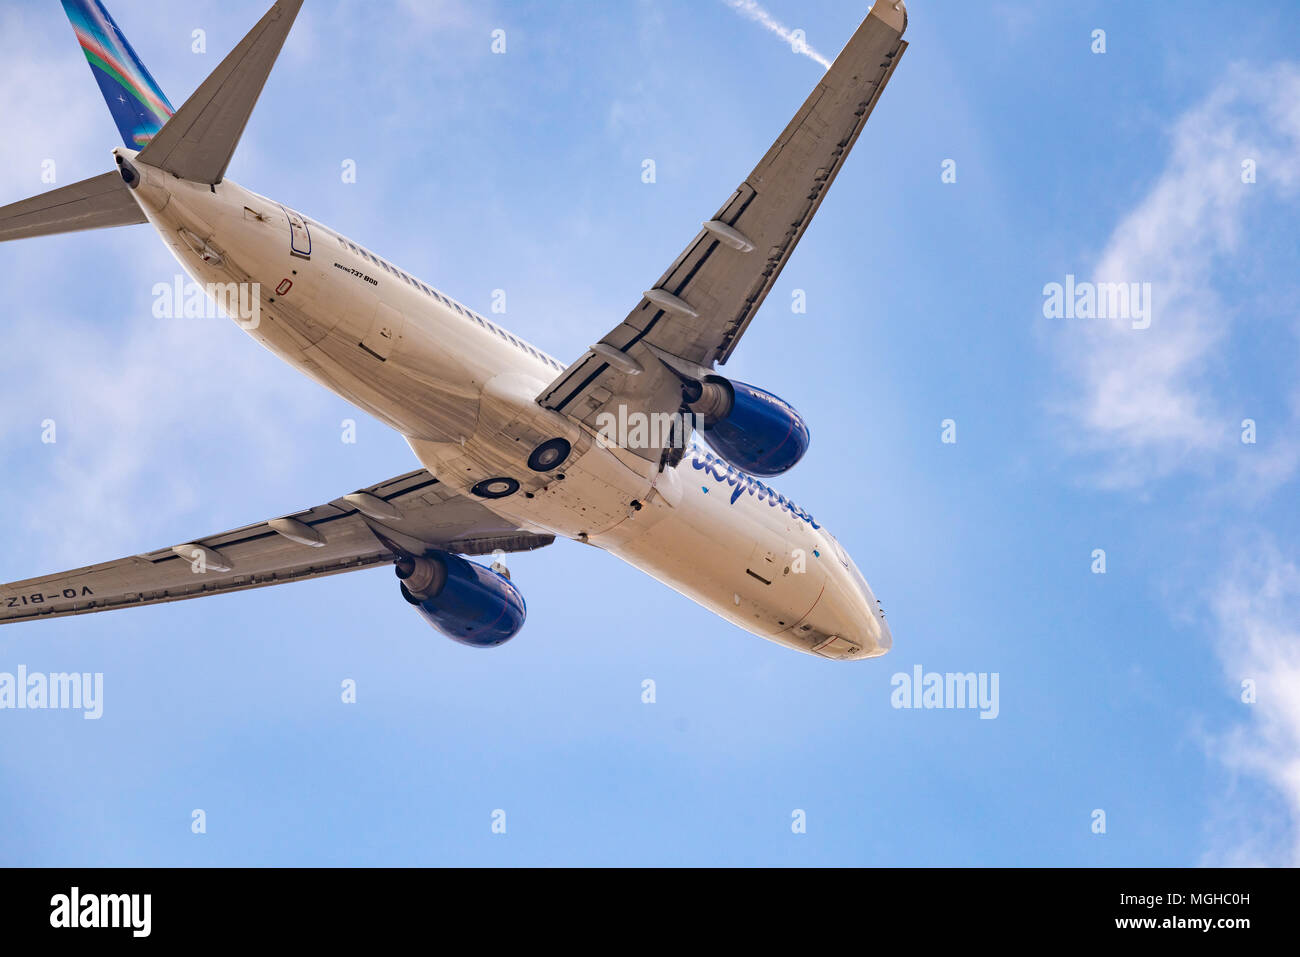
1048,64,1300,865
1052,64,1300,491
0,7,107,195
0,282,331,572
1202,544,1300,866
719,0,831,70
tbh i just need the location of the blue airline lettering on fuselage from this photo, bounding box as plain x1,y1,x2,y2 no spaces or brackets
688,449,819,528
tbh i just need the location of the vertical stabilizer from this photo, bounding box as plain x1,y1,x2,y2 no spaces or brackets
60,0,175,148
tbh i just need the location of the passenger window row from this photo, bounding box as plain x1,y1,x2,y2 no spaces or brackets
303,217,566,373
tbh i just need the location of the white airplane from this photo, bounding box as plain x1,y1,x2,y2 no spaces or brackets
0,0,906,660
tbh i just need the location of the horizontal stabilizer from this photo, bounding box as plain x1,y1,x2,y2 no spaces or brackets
137,0,304,185
0,171,144,244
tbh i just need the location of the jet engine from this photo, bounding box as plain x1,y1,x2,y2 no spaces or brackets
396,552,526,647
686,375,811,477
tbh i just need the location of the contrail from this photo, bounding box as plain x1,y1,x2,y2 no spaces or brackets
719,0,832,70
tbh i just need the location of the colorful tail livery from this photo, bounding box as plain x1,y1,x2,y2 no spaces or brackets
61,0,174,148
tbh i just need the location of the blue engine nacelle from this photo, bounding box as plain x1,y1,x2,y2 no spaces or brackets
688,375,811,477
396,552,526,648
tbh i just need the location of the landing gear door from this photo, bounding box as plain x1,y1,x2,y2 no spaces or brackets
360,302,405,361
282,206,311,259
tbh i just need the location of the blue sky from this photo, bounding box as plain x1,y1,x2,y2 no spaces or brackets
2,0,1299,866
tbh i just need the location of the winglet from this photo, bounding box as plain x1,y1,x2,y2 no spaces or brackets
136,0,304,185
868,0,907,34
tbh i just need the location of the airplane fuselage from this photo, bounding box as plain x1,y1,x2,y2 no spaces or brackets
122,149,890,661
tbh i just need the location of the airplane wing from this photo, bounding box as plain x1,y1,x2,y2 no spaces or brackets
538,0,906,465
0,469,552,625
0,171,145,243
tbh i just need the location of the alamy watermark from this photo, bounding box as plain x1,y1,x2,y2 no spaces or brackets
152,275,260,329
890,665,999,719
1042,274,1152,330
0,666,103,719
595,406,702,451
50,887,150,937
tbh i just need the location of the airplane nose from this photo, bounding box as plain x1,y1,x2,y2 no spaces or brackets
848,580,892,658
809,584,892,660
875,607,893,652
813,534,892,659
841,564,890,655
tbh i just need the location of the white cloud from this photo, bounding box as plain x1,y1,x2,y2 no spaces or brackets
0,271,331,572
0,7,108,195
1203,545,1300,866
1047,64,1300,865
1053,64,1300,490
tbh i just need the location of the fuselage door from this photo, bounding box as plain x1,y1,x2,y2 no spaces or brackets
282,206,311,258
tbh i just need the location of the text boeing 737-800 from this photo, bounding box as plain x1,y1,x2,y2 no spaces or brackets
0,0,906,660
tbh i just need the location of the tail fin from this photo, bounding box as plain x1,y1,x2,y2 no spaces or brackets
60,0,174,149
0,0,302,245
